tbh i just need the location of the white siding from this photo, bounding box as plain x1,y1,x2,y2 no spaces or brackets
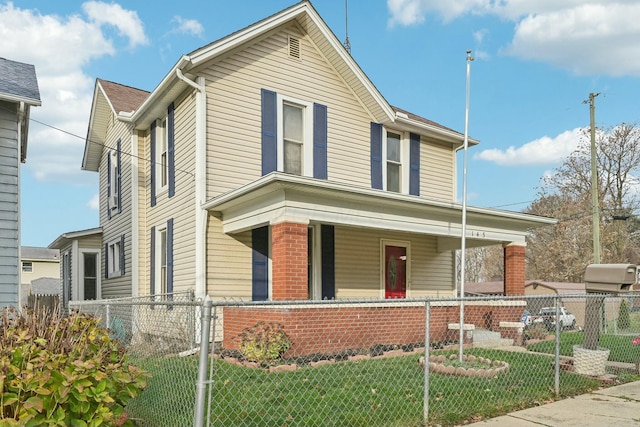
99,113,133,298
422,140,455,201
206,216,252,299
203,26,372,198
140,90,197,296
335,227,455,299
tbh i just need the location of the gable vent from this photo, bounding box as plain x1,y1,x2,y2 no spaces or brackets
288,36,301,59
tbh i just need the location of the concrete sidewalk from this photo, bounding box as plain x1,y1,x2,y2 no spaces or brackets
464,381,640,426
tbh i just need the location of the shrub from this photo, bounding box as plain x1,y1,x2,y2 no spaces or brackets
0,307,148,426
238,322,291,367
618,300,631,330
526,322,548,340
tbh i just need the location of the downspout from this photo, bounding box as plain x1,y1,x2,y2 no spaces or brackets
176,69,208,299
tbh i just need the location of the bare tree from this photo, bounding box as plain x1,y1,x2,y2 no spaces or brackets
526,123,640,280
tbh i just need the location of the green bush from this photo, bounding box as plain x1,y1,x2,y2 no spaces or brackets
618,300,631,330
0,307,148,426
238,322,291,367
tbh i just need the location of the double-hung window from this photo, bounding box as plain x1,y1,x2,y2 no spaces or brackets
151,219,173,297
277,96,313,177
106,238,122,278
107,140,121,215
158,227,168,294
371,124,420,196
261,89,327,179
385,131,402,193
155,118,168,193
150,103,175,207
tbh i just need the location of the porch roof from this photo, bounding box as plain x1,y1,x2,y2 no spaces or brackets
203,173,556,250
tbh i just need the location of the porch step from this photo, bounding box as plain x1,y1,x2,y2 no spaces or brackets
473,328,514,348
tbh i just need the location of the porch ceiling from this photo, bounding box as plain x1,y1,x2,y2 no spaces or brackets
203,173,556,249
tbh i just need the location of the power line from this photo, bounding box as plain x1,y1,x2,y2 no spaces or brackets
6,104,196,180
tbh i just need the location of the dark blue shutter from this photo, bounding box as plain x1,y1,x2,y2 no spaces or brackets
117,139,122,213
120,234,125,275
261,89,277,175
150,120,157,207
167,103,175,198
150,226,156,295
252,226,269,301
313,103,328,179
321,225,335,300
106,153,112,220
370,122,383,189
409,132,420,196
167,218,174,295
104,243,109,279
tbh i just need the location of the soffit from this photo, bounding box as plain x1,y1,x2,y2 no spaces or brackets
204,173,555,247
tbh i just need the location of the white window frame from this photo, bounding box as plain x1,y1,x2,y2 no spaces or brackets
382,129,410,194
78,249,101,301
379,239,411,299
107,238,122,278
155,226,168,295
276,94,313,177
155,117,169,194
109,149,119,211
22,261,33,273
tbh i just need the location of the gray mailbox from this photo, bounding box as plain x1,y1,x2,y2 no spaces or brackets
584,263,637,294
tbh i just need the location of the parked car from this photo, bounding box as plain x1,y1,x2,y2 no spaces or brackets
532,307,576,330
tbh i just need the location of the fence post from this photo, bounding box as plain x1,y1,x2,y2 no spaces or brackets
423,301,431,425
106,304,111,330
554,298,560,395
194,296,213,427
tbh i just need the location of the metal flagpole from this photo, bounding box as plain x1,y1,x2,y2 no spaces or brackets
459,50,473,361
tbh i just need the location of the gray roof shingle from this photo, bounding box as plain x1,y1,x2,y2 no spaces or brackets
0,57,41,105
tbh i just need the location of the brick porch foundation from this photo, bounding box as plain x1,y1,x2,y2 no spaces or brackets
223,302,525,357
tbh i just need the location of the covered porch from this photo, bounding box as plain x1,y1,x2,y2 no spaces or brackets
204,172,555,301
204,173,554,355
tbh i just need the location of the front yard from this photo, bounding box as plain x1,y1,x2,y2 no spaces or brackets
129,348,605,427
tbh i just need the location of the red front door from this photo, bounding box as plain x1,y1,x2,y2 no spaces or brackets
385,245,406,299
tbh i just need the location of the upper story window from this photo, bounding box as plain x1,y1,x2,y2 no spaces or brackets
385,131,402,193
150,103,175,207
261,89,327,180
370,124,420,196
155,118,168,192
107,139,122,217
278,96,313,177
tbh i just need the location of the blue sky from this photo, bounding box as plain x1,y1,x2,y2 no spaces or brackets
5,0,640,247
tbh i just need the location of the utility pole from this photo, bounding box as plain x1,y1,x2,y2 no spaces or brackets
588,92,601,264
585,92,601,351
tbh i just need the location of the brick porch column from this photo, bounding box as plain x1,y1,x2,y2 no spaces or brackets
271,218,308,300
504,243,526,296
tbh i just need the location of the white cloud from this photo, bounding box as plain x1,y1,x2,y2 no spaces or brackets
505,3,640,76
171,16,204,37
473,128,582,166
82,1,148,47
88,193,100,210
0,2,147,184
387,1,640,76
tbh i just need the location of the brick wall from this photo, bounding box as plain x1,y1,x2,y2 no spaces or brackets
223,303,522,357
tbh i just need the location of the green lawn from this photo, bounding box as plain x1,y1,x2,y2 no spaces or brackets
128,348,602,427
526,331,640,364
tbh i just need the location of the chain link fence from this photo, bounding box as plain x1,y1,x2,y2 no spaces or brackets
72,293,640,427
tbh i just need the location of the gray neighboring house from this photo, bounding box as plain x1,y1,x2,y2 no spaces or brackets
0,58,41,310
